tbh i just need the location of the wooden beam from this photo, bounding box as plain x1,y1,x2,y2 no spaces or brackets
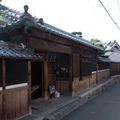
96,63,99,84
2,60,6,90
2,60,6,120
29,37,72,54
69,54,73,95
28,61,32,114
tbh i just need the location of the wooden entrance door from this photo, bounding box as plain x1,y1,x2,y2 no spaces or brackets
31,62,43,99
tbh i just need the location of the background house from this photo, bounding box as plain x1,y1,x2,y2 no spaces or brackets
99,40,120,76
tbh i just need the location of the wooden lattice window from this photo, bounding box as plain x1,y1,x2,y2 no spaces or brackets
55,53,69,80
81,57,92,77
91,59,97,72
98,62,110,70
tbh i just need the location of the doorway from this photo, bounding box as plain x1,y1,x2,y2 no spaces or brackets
31,62,43,99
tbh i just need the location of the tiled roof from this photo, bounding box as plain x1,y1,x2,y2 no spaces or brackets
0,46,42,60
0,4,104,51
109,52,120,62
0,4,22,23
104,40,120,51
98,56,111,62
42,23,103,50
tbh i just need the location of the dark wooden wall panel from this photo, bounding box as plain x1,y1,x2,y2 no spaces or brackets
73,54,80,78
29,37,72,54
110,63,120,75
31,28,72,46
5,86,28,120
0,91,2,120
56,80,71,95
48,62,56,85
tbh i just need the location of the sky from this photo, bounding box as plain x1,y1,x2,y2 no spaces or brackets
1,0,120,44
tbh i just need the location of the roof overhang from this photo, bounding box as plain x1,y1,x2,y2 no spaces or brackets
0,46,43,60
98,56,111,63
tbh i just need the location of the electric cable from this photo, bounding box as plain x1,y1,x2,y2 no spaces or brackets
98,0,120,30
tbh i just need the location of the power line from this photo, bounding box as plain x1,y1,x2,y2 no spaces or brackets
98,0,120,30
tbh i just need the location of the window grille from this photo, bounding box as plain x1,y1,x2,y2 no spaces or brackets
81,57,92,77
55,53,69,80
98,62,110,70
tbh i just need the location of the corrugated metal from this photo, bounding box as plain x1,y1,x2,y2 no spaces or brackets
0,46,42,60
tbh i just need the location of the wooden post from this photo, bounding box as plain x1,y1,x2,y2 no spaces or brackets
2,60,6,120
28,61,32,114
69,54,73,96
43,54,49,100
96,63,99,84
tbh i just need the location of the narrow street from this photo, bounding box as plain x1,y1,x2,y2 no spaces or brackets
62,84,120,120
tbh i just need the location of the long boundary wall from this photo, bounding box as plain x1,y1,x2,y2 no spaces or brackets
72,69,110,96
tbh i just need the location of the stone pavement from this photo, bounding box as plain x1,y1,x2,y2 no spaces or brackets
20,76,116,120
20,96,79,120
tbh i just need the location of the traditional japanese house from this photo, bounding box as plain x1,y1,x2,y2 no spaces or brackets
103,40,120,76
108,52,120,75
0,4,109,120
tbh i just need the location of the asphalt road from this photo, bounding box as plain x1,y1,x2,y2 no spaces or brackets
62,84,120,120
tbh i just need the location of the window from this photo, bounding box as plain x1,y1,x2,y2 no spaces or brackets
91,59,97,71
55,53,69,80
6,59,28,85
81,57,92,77
98,62,110,70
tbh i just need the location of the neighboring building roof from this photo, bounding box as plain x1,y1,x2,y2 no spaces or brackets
0,41,42,60
104,40,120,51
104,51,112,56
98,56,111,63
109,51,120,63
101,51,120,63
0,4,104,51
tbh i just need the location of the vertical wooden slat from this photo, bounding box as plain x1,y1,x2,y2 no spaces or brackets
2,60,6,120
0,91,2,120
28,61,31,114
69,55,73,95
73,53,80,77
43,54,49,99
96,63,99,84
2,60,6,90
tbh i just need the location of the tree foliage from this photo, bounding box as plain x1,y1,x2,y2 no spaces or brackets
91,38,104,47
72,32,82,35
72,32,82,38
